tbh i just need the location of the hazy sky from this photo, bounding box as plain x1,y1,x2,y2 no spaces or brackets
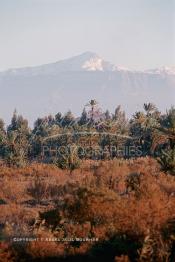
0,0,175,71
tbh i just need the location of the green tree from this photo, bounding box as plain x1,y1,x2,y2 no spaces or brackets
79,108,88,125
112,105,128,135
0,118,6,158
156,107,175,175
5,111,30,167
105,110,111,121
55,112,62,125
130,103,160,156
61,110,75,127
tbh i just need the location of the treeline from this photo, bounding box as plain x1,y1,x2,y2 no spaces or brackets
0,100,174,174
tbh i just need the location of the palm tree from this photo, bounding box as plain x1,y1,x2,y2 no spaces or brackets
143,103,157,115
152,107,175,175
155,107,175,149
85,99,99,122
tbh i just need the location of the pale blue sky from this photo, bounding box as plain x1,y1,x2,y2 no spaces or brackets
0,0,175,71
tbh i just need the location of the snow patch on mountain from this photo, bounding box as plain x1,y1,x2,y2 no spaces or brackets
82,57,106,71
146,67,175,75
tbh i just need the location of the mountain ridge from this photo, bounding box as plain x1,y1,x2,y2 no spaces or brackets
1,52,175,76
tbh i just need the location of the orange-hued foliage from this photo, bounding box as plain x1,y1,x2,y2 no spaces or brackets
0,157,175,261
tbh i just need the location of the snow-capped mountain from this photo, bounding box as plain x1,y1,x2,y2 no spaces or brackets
0,52,174,125
1,51,174,76
0,52,130,76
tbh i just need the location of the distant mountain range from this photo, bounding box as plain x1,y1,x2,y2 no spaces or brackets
0,52,174,125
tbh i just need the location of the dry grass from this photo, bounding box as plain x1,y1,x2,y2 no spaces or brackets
0,157,175,261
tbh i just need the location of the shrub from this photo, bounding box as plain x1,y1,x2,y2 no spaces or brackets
158,148,175,176
54,145,81,174
27,176,47,204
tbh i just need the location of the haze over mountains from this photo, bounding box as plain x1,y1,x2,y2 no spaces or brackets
0,52,174,125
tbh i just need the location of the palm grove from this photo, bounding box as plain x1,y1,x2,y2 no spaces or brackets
0,100,174,175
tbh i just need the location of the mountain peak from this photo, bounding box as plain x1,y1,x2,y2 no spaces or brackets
78,51,99,58
68,51,115,72
49,51,115,72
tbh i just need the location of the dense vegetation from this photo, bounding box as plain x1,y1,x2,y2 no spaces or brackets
0,101,175,175
0,101,175,261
